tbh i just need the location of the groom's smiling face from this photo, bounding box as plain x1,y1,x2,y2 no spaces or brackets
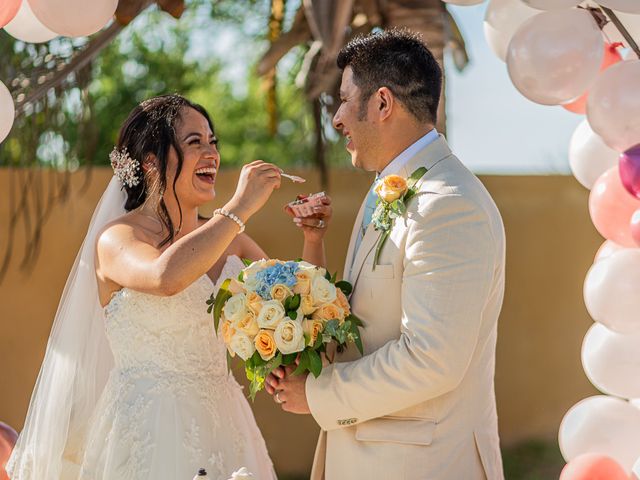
333,67,378,172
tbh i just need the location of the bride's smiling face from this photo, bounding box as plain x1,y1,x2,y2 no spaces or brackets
164,107,220,208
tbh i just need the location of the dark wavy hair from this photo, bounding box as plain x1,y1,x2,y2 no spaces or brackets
115,94,214,247
336,28,442,124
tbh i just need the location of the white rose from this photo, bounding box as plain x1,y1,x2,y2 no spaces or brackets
256,300,286,329
274,318,305,354
228,467,253,480
310,275,337,306
229,332,256,361
297,261,327,279
242,259,268,284
223,293,247,322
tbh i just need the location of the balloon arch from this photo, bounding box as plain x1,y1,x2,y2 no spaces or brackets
2,0,640,477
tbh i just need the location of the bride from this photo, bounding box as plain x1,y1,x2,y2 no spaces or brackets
7,94,331,479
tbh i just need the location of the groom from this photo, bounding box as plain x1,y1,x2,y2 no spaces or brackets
266,29,505,480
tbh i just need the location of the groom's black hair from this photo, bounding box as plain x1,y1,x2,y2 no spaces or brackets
337,28,442,124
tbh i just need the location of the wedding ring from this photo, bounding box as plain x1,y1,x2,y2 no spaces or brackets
275,391,284,404
317,219,325,229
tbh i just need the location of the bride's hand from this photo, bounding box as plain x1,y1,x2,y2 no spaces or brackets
226,161,282,221
285,195,332,243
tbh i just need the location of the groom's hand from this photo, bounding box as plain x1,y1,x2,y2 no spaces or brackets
265,365,311,415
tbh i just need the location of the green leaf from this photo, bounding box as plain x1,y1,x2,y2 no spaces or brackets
265,353,283,377
289,293,301,311
331,271,337,283
323,319,339,338
335,280,353,297
242,258,254,267
313,333,324,350
252,350,266,368
288,310,298,320
213,279,232,335
324,270,332,281
248,378,262,402
346,314,364,328
206,293,215,314
372,231,390,270
308,349,323,378
238,271,244,282
407,166,428,190
292,350,309,376
282,353,297,366
348,321,364,355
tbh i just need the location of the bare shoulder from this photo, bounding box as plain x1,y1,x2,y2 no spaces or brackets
96,212,162,259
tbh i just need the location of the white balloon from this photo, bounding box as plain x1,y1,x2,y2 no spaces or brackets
483,0,540,62
587,60,640,152
3,0,56,43
569,120,620,189
29,0,117,37
521,0,580,9
584,249,640,333
598,0,640,13
0,81,15,144
603,12,640,46
559,395,640,472
507,9,604,105
594,240,628,262
442,0,485,4
582,323,640,398
634,457,640,480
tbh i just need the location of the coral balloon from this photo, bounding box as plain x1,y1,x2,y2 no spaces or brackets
630,210,640,247
29,0,117,37
507,9,604,105
598,0,640,13
563,43,623,115
3,0,56,43
521,0,579,9
559,395,640,472
582,323,640,398
569,120,619,189
620,144,640,199
587,60,640,152
560,453,629,480
584,249,640,333
0,0,21,28
483,0,540,62
594,240,627,263
0,81,15,144
589,166,640,247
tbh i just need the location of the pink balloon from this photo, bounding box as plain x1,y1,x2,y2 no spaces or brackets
563,43,623,115
630,210,640,247
0,0,21,28
560,453,629,480
589,166,640,247
620,144,640,199
29,0,117,37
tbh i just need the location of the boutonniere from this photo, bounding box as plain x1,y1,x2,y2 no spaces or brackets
371,166,428,268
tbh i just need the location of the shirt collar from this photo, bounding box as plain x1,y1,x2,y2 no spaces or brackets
378,128,439,179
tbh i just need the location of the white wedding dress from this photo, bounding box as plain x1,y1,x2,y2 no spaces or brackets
76,255,276,480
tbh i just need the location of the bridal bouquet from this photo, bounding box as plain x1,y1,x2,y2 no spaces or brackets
207,259,363,400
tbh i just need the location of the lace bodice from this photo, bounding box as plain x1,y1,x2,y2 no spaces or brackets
104,255,245,379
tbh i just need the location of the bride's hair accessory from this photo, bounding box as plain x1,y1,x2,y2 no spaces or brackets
109,146,141,188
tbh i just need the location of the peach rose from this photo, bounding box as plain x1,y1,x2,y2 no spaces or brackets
375,174,408,203
312,303,344,323
271,283,293,303
254,329,277,361
334,288,351,316
235,311,259,337
293,270,312,296
300,295,316,316
302,319,324,347
221,319,236,345
246,291,264,316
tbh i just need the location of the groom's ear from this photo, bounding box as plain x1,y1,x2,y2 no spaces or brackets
376,87,394,121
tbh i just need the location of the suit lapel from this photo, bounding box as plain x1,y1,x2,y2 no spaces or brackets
349,222,379,289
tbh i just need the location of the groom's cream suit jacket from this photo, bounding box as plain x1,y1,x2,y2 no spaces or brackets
305,135,505,480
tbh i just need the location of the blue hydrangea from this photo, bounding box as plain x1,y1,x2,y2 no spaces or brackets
254,261,299,300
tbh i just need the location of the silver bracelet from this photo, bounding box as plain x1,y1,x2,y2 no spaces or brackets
213,208,245,233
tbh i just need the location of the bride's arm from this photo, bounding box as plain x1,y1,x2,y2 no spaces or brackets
96,162,280,297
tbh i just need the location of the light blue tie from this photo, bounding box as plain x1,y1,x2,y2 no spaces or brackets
353,179,379,258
